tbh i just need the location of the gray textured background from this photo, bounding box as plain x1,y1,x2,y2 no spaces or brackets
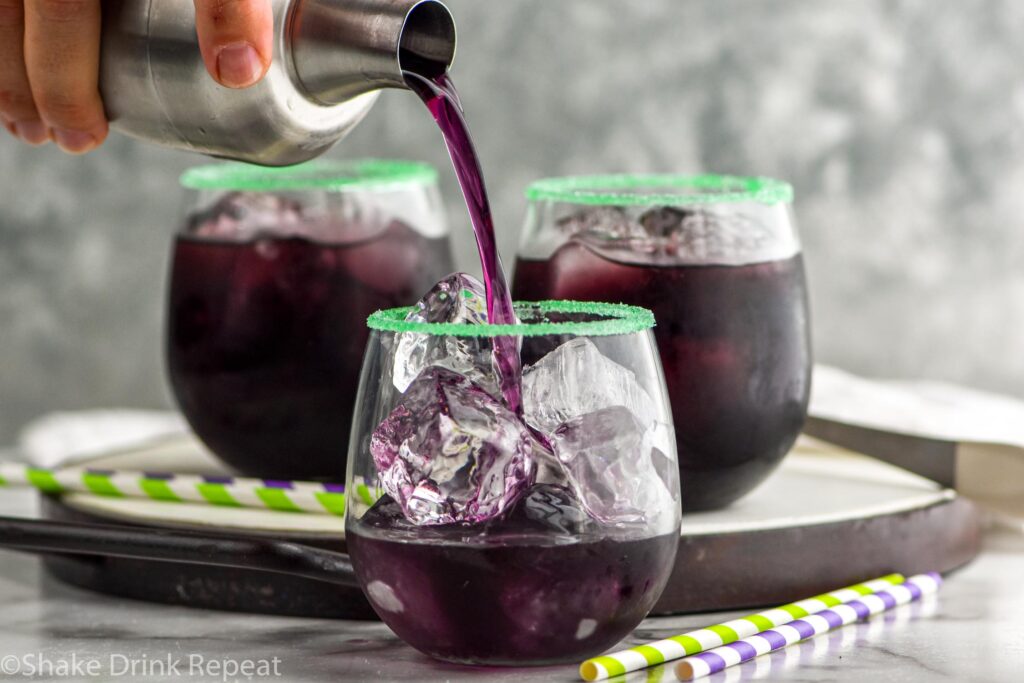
1,0,1022,443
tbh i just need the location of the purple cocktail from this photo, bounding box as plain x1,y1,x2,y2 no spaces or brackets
168,162,454,479
346,296,680,666
348,491,677,665
512,180,811,511
338,74,680,666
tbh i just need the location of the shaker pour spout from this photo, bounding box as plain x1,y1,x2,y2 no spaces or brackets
291,0,457,105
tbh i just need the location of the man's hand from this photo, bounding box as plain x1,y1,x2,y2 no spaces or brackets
0,0,273,154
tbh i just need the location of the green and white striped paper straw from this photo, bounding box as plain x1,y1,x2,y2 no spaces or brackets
578,573,905,681
0,462,370,516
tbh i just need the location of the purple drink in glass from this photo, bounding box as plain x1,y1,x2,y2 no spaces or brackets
512,181,811,511
168,166,454,480
339,73,680,666
348,491,677,665
347,299,680,665
515,248,809,510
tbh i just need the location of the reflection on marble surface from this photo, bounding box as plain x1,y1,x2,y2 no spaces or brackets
0,488,1021,682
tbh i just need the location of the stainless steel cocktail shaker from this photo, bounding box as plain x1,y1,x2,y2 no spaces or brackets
100,0,456,166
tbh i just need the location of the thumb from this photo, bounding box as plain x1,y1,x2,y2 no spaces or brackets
193,0,274,89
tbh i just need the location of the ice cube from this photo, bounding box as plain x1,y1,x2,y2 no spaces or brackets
187,192,306,240
498,483,601,537
638,206,693,238
370,366,537,525
392,273,499,396
407,271,489,325
534,446,572,487
552,406,676,531
556,206,647,243
186,191,398,245
355,494,418,533
522,338,658,435
638,206,775,262
338,220,448,296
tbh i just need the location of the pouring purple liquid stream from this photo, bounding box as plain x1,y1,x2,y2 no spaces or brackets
403,71,523,413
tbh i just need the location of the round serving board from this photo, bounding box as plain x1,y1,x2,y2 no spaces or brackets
38,435,980,617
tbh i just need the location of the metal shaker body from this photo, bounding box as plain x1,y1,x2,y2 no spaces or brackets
99,0,456,166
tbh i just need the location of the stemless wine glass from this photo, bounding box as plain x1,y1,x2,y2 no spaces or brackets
512,175,812,511
168,159,454,480
345,301,681,665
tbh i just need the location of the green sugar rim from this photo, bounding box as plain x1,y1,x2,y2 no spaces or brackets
525,173,793,206
367,300,655,337
180,159,438,192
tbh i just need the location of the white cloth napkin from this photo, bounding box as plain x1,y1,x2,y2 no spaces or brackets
812,365,1024,530
17,410,188,469
811,365,1024,448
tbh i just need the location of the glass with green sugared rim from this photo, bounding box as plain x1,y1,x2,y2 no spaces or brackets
367,300,656,338
517,172,799,264
511,171,810,513
347,293,681,667
180,158,439,193
525,173,793,207
178,157,448,240
167,158,454,483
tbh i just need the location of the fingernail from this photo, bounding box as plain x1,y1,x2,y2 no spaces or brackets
52,128,98,154
14,121,49,146
216,42,264,88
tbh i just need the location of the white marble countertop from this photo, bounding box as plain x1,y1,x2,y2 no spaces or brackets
1,487,1021,682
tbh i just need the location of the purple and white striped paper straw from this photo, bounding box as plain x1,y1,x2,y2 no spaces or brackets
675,573,943,680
